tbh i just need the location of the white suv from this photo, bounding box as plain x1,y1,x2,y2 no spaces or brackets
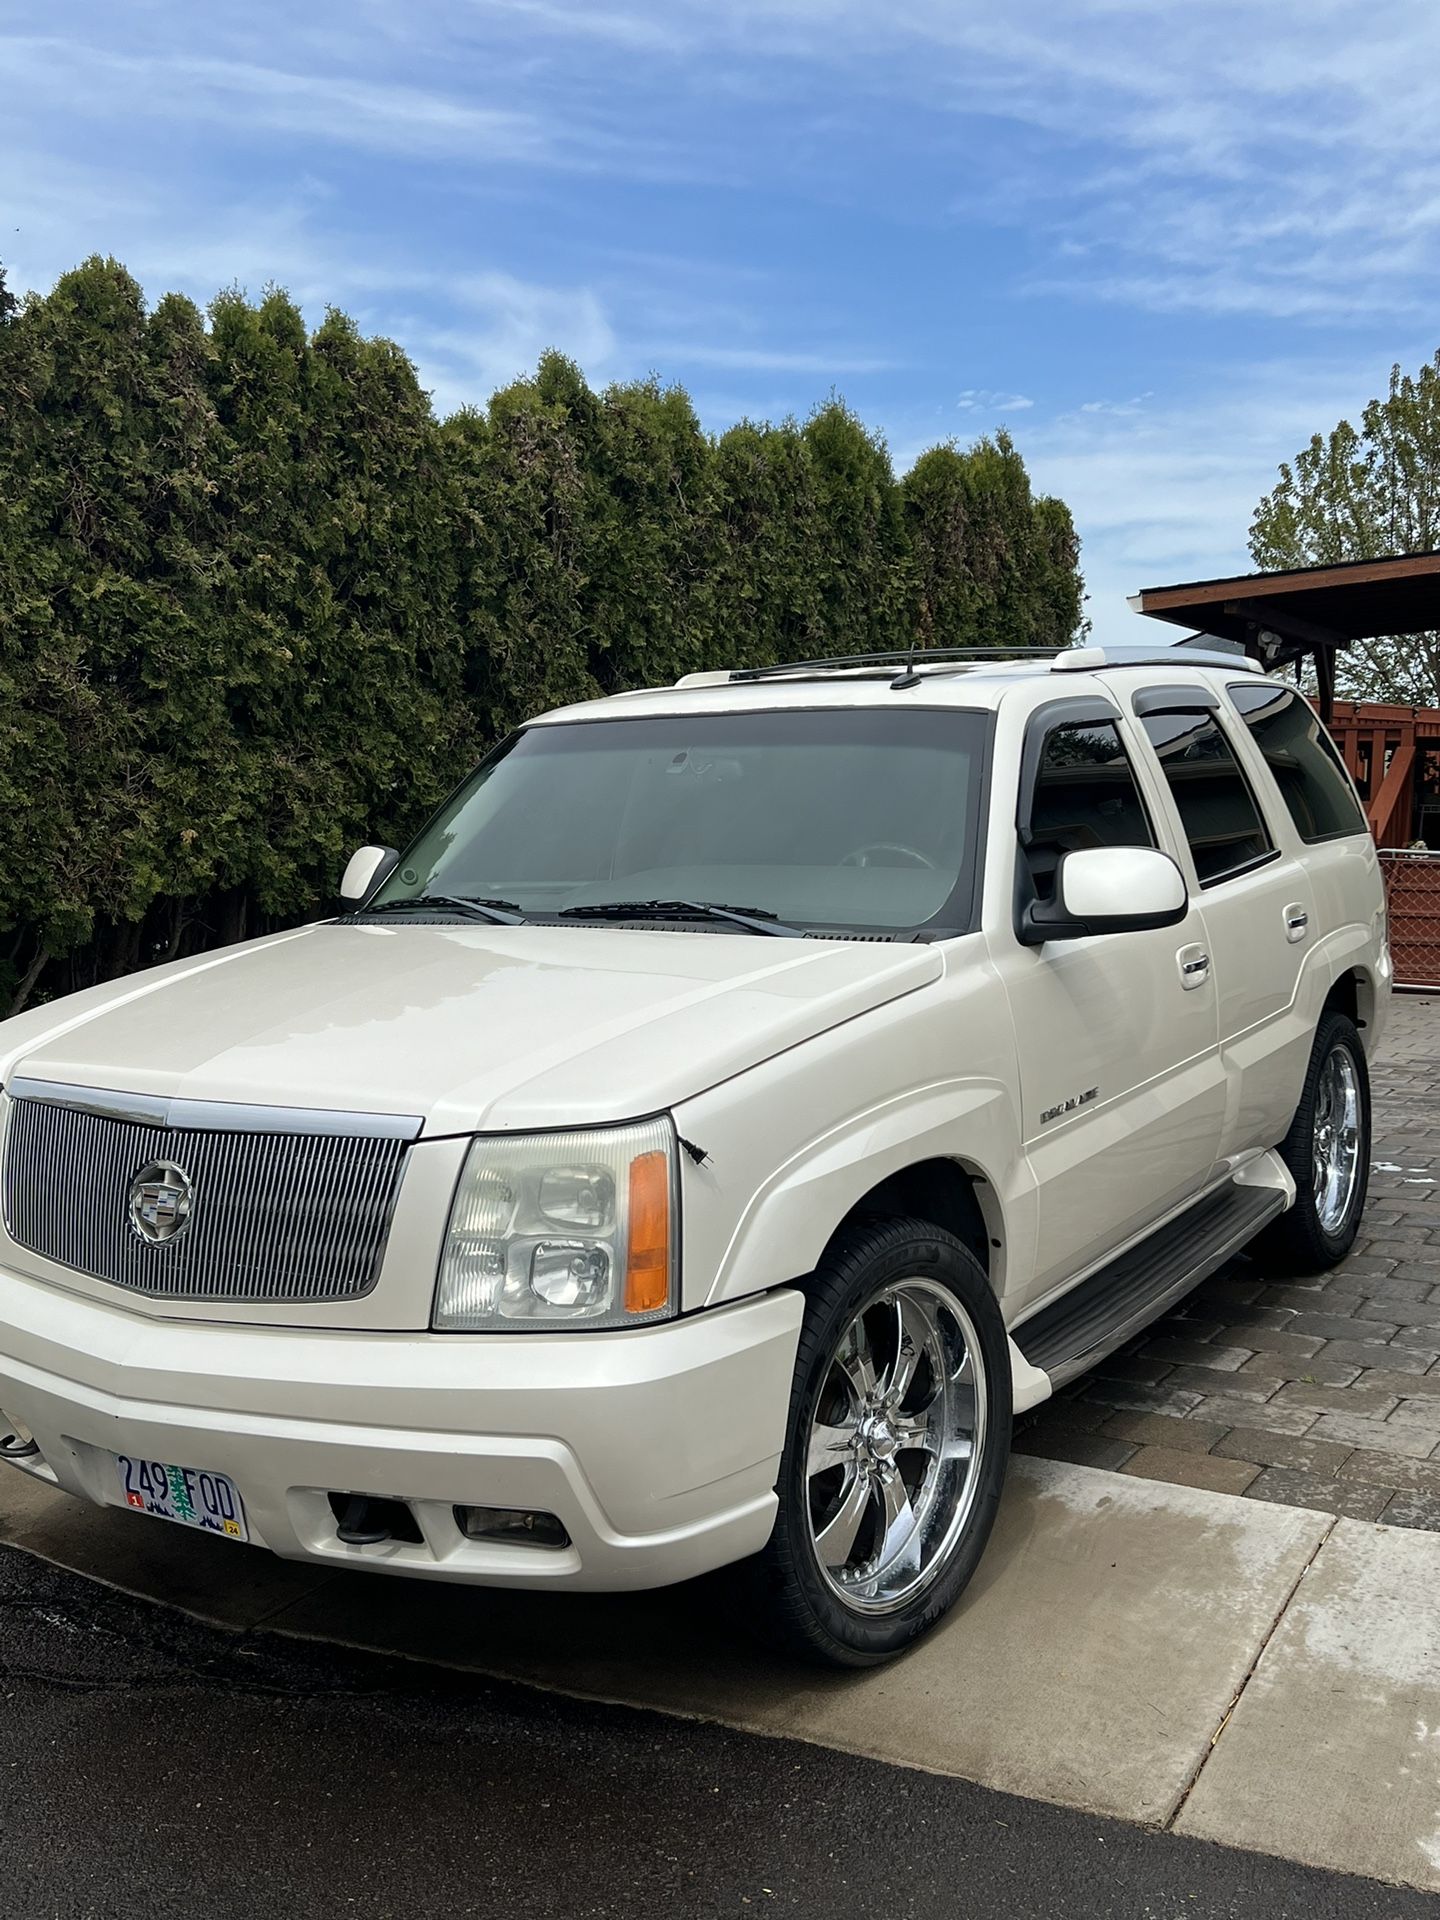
0,640,1390,1664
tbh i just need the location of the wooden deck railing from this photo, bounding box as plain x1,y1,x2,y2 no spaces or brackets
1325,700,1433,847
1380,850,1440,992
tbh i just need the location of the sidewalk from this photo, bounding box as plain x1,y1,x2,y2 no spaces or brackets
5,1450,1440,1893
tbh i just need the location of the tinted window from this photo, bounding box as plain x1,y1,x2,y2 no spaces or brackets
1024,719,1153,900
1139,710,1274,886
1227,684,1368,842
373,708,989,936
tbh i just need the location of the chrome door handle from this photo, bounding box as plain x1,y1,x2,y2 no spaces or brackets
1284,903,1309,943
1177,944,1210,989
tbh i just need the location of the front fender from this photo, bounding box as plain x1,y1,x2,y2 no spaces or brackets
672,943,1030,1316
693,1077,1024,1309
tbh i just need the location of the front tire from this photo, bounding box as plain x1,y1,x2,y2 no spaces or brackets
1255,1010,1371,1274
746,1217,1011,1668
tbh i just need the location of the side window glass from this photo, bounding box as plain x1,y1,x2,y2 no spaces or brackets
1226,684,1368,842
1024,719,1154,901
1139,710,1274,886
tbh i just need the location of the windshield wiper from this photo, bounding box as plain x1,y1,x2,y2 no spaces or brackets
355,894,526,926
558,898,803,938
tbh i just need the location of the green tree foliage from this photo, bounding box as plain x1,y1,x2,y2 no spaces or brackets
1250,353,1440,704
0,257,1084,1010
902,432,1083,652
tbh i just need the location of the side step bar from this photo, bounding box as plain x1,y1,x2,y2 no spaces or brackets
1013,1175,1289,1390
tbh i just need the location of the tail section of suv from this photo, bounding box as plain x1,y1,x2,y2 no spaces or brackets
0,639,1389,1664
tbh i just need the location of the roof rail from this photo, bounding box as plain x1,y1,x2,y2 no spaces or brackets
677,646,1063,688
1055,641,1262,674
673,633,1266,690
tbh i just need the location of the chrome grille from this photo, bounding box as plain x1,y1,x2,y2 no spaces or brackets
3,1085,415,1303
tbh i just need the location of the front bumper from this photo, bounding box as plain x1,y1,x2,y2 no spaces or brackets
0,1266,803,1591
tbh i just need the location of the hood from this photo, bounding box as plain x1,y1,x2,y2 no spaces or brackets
3,922,940,1133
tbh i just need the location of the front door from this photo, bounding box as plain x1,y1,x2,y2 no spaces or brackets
994,697,1225,1307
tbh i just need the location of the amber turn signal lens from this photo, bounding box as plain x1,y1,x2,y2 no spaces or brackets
625,1150,670,1313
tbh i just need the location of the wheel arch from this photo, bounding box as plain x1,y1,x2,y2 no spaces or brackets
681,1074,1025,1313
814,1157,999,1286
1322,966,1372,1034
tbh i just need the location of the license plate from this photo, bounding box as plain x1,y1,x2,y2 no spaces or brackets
111,1452,248,1542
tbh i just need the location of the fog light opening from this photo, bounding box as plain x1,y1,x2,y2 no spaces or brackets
454,1504,570,1550
0,1409,40,1460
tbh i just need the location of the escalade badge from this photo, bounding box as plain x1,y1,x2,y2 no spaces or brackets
128,1161,194,1246
1040,1087,1099,1125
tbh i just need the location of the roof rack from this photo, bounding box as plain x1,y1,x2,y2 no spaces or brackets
675,635,1262,689
729,646,1056,681
677,647,1061,689
1055,640,1262,674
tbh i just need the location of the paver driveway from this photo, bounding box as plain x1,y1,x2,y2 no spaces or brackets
1018,993,1440,1526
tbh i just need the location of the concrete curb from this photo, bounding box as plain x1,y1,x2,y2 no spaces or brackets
5,1454,1439,1891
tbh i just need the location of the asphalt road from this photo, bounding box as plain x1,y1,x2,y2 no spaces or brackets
0,1543,1430,1920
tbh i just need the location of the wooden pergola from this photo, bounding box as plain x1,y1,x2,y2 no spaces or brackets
1129,550,1440,725
1130,551,1440,987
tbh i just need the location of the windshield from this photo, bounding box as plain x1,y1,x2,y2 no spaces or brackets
372,707,989,936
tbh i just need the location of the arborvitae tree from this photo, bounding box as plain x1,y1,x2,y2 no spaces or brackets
0,257,54,1007
1028,495,1087,647
443,359,598,741
802,401,909,652
707,420,827,669
0,258,200,998
902,444,982,650
289,311,470,884
203,285,331,939
581,375,715,692
0,259,1084,1008
902,432,1082,654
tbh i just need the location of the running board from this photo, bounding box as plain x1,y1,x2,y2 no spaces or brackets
1012,1174,1289,1391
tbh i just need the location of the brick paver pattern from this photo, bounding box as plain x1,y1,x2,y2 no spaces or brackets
1016,994,1440,1529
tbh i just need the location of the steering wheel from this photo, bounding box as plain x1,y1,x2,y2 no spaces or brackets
839,843,937,870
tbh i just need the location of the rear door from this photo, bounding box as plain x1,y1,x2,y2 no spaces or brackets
1128,682,1313,1161
993,694,1224,1306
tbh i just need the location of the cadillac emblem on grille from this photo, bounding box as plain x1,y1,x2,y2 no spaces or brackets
127,1160,194,1247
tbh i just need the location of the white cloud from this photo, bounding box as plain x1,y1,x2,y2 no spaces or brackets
1078,394,1153,417
540,0,1440,325
957,388,1034,413
479,0,693,54
9,0,1440,329
0,35,555,166
642,343,896,374
1012,353,1411,640
409,273,621,410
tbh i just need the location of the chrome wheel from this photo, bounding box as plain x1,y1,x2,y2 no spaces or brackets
804,1278,987,1616
1313,1042,1362,1236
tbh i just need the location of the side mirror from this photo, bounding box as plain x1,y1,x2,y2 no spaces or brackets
1020,846,1187,946
339,844,399,908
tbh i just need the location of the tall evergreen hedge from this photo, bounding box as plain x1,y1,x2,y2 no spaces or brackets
0,257,1082,1009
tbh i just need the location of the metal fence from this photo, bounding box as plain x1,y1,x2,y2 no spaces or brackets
1380,849,1440,992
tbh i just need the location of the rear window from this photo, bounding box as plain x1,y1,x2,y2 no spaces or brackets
1138,709,1275,886
1226,684,1368,842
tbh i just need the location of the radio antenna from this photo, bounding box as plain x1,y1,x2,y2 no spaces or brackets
890,635,922,689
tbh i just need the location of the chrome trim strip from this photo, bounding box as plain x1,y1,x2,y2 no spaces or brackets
5,1077,422,1142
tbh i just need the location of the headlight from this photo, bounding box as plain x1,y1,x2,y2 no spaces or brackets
433,1118,678,1331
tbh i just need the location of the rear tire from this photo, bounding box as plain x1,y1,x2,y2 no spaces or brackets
1254,1011,1370,1275
744,1217,1011,1668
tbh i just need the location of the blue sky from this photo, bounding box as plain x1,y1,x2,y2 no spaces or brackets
4,0,1439,639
